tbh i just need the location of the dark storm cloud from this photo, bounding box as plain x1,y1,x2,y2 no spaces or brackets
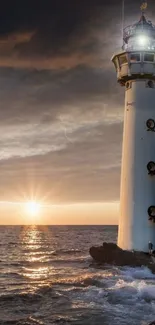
0,0,154,68
0,0,124,68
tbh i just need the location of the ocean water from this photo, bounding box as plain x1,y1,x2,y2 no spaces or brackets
0,225,155,325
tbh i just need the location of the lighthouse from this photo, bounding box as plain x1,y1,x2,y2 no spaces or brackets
112,4,155,252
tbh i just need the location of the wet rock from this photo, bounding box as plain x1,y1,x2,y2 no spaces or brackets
89,243,155,273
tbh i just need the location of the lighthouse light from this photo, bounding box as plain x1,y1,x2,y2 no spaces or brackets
137,35,149,46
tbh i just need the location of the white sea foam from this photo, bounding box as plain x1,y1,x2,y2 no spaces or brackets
121,266,155,280
111,278,155,301
74,267,155,324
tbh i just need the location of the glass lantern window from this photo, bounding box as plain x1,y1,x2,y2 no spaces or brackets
144,53,154,62
130,53,141,62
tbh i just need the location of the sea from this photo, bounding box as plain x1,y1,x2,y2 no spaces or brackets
0,225,155,325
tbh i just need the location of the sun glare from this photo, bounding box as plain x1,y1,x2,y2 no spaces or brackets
25,201,41,217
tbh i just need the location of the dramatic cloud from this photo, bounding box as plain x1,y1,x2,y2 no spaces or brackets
0,0,151,204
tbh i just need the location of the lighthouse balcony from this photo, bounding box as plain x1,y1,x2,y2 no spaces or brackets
112,51,155,85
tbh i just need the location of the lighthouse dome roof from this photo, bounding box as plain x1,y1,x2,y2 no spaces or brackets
123,14,155,44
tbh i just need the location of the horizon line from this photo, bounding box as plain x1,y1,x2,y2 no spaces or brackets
0,224,118,226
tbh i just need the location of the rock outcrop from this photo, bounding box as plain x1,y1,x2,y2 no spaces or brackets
89,242,155,272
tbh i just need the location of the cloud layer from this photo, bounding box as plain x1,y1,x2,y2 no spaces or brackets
0,0,150,203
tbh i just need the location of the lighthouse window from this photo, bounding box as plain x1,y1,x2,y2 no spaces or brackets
126,82,131,89
147,80,154,88
144,53,154,62
147,161,155,174
119,54,127,65
130,53,140,62
148,206,155,217
146,118,155,131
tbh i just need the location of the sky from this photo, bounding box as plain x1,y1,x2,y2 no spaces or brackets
0,0,153,225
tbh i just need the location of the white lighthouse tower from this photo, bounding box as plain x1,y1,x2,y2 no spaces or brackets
112,4,155,252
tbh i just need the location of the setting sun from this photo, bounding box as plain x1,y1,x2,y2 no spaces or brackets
25,201,41,217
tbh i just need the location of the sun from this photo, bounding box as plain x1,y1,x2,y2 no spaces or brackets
25,201,41,217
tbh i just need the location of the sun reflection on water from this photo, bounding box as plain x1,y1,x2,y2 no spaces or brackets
20,225,52,282
22,266,50,280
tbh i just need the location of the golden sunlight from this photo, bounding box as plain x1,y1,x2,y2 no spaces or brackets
24,201,41,217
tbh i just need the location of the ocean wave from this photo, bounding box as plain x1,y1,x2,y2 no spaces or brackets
1,316,44,325
1,226,155,325
120,266,155,280
21,248,83,256
0,272,25,279
2,262,23,267
112,278,155,302
0,291,43,304
8,241,17,245
1,266,155,325
55,248,82,255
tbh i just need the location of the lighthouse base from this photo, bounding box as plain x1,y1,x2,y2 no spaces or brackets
89,242,155,273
